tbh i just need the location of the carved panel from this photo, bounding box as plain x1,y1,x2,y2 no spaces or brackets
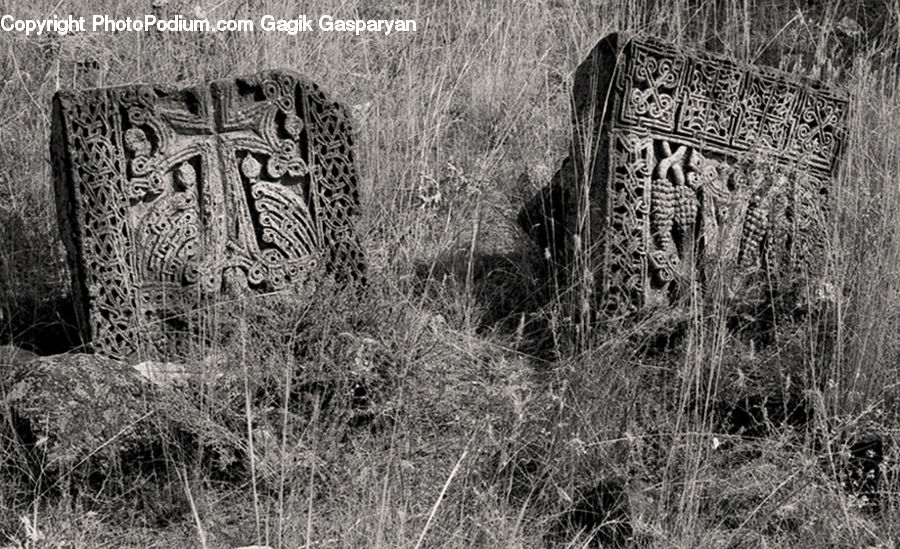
52,70,365,358
521,34,848,318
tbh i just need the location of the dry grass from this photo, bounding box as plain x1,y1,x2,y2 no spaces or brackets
2,0,900,547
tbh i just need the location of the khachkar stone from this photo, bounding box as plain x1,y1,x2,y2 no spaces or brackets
520,33,848,317
52,70,365,358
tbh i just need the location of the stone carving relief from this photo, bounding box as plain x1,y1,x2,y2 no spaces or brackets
520,34,848,318
52,70,365,358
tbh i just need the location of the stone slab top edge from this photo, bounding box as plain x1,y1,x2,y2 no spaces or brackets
53,68,327,96
571,32,850,176
577,32,850,101
50,69,355,129
50,68,356,139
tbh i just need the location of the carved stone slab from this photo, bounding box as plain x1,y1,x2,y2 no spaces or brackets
521,34,848,317
52,70,365,358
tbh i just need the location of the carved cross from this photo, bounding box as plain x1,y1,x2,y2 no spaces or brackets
52,71,364,357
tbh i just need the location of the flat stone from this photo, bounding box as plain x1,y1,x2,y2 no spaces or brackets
1,351,239,480
2,352,158,470
0,345,38,366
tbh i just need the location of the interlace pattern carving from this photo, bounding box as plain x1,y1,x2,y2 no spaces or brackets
521,34,848,318
52,70,365,358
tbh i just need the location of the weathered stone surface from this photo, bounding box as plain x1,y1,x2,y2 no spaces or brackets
521,34,848,316
51,71,365,358
1,350,159,471
0,349,239,481
0,345,38,366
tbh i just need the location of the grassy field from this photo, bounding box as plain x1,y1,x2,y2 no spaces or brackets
2,0,900,547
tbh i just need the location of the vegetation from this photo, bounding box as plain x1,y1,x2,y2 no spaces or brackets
1,0,899,547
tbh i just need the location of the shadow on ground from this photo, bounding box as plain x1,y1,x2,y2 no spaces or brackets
0,293,83,355
412,242,562,361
